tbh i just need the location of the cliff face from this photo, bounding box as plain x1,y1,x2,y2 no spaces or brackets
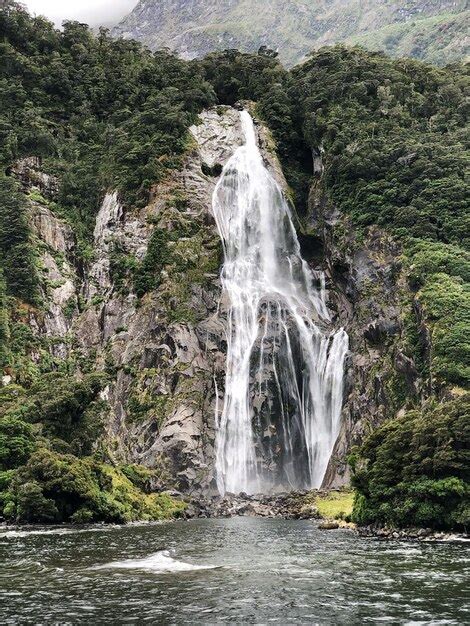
12,106,429,494
12,108,244,493
308,170,424,488
112,0,469,67
15,107,311,495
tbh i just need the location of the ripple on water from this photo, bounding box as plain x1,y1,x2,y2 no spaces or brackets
0,519,468,624
0,526,123,539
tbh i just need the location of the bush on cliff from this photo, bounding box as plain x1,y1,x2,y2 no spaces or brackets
0,174,38,304
0,415,36,471
2,372,107,456
350,395,470,530
2,448,185,523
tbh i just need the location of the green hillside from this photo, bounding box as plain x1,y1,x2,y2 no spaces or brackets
114,0,470,66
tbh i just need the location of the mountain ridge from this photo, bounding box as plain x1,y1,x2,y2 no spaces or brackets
113,0,469,66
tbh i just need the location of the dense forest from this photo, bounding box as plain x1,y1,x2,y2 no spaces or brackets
0,2,216,522
0,2,468,528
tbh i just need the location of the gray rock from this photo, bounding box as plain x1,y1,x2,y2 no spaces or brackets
318,521,340,530
11,157,59,198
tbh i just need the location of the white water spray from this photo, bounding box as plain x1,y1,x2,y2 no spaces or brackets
213,111,348,496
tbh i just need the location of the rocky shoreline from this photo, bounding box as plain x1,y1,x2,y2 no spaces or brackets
357,525,469,543
2,489,467,543
181,491,468,542
184,490,322,520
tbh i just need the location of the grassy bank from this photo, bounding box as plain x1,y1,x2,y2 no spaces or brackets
315,490,355,521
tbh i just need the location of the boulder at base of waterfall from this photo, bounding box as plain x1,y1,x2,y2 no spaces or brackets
318,521,340,530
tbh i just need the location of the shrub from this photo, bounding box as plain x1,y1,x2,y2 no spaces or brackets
2,448,185,524
0,416,36,470
0,175,39,303
5,372,107,455
4,480,58,523
351,395,470,530
133,228,170,297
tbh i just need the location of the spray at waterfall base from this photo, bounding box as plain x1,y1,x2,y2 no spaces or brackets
212,111,348,496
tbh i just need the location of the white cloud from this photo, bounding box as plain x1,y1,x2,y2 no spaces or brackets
23,0,137,27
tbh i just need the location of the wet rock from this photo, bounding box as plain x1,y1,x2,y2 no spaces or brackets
357,525,469,542
363,319,400,346
318,521,340,530
318,214,423,488
186,490,324,519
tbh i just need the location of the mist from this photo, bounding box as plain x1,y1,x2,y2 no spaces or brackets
24,0,138,28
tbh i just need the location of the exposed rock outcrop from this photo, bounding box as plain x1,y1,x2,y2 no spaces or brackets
12,104,424,497
307,175,424,488
10,157,59,199
185,490,322,519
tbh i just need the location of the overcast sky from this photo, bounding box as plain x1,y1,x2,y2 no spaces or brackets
23,0,137,27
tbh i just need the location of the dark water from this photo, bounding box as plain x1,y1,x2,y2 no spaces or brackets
0,518,468,624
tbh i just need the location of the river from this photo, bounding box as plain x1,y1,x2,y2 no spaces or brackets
1,518,468,624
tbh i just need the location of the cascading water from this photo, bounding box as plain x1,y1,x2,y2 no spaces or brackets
213,111,348,496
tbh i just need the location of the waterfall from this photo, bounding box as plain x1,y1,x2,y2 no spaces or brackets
213,111,348,496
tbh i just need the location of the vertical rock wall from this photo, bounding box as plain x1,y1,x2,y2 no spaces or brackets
12,106,419,494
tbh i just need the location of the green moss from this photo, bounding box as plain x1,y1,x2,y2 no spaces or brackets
28,189,48,205
315,490,355,521
101,465,185,522
127,392,171,425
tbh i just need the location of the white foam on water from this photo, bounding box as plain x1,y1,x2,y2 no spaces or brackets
96,550,218,573
0,526,121,538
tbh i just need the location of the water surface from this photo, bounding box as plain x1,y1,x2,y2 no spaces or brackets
1,518,468,624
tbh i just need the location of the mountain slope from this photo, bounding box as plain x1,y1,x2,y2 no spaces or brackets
348,10,470,66
113,0,469,66
0,5,468,529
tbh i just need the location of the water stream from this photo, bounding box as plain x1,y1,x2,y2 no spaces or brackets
213,111,348,495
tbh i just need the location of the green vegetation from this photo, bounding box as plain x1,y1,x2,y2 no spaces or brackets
0,174,39,304
0,4,468,527
348,11,470,67
4,372,106,456
134,229,170,297
315,490,355,521
2,449,185,524
351,396,469,530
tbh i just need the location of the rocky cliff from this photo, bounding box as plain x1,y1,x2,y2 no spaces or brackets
11,105,426,495
13,106,312,494
11,108,236,492
113,0,469,67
